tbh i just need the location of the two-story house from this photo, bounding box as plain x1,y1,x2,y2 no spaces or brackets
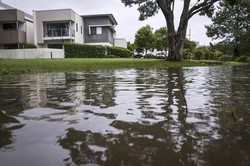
0,1,127,49
82,14,117,46
0,2,34,49
33,9,126,48
33,9,83,49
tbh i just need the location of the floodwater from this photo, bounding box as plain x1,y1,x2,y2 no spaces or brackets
0,65,250,166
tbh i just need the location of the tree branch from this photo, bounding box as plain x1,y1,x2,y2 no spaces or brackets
188,0,219,19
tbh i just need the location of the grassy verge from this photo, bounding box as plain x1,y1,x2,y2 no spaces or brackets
0,58,243,77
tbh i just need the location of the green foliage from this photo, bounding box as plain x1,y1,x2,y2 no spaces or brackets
20,42,37,49
235,56,250,63
206,0,250,57
184,39,196,51
219,55,233,62
144,54,155,59
127,42,135,51
192,47,223,60
105,55,117,58
63,42,131,58
107,46,132,58
63,42,106,58
134,25,155,53
183,39,197,60
1,58,241,77
209,42,234,56
154,27,168,52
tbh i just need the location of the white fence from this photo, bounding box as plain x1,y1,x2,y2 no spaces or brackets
0,49,64,59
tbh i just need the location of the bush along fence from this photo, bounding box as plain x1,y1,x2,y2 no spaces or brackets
63,42,132,58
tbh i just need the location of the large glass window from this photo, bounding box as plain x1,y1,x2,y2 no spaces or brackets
45,23,69,37
3,23,17,31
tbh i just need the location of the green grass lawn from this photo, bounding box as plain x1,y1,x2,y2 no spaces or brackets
0,58,242,77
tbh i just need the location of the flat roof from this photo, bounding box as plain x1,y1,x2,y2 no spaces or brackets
81,14,118,25
0,2,33,21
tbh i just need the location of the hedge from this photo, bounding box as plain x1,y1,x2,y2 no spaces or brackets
20,42,37,49
235,56,250,63
107,46,132,58
63,42,132,58
63,42,106,58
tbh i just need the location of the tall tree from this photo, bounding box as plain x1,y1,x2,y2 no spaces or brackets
206,0,250,57
154,27,169,53
134,25,155,54
121,0,219,61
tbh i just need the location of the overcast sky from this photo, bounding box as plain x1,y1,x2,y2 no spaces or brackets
3,0,214,45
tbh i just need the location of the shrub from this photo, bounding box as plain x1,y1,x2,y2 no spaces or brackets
183,49,194,60
106,54,117,58
144,54,155,59
107,46,132,58
63,42,106,58
235,56,250,63
194,49,203,60
20,42,37,49
219,55,233,61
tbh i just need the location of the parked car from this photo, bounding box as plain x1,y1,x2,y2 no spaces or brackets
156,52,166,59
132,52,143,58
144,53,155,59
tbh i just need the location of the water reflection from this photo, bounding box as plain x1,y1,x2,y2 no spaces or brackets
0,65,249,166
0,111,24,151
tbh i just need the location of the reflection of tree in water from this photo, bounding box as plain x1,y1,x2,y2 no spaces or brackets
58,68,206,165
0,111,24,151
202,66,250,166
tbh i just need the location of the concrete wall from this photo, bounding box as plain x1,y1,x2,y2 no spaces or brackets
74,12,84,44
114,38,127,48
0,9,25,22
0,48,64,59
0,30,26,44
25,20,34,44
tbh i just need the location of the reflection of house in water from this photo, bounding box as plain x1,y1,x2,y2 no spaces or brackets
20,73,67,108
65,72,86,106
65,71,117,107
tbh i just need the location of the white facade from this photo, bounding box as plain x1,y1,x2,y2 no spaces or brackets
114,38,127,48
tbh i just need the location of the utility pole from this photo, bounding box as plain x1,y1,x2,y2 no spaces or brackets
186,28,191,40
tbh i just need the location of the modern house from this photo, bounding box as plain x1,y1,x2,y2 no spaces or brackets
33,9,83,49
0,1,127,49
82,14,117,46
33,9,127,48
0,1,34,49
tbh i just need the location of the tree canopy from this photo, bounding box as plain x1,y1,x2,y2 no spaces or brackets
121,0,220,61
206,0,250,56
154,27,168,52
134,25,155,53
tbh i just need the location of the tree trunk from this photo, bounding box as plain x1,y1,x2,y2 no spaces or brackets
157,0,190,61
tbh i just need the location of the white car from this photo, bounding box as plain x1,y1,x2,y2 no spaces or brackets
156,52,166,59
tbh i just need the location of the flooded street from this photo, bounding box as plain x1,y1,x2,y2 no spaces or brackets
0,65,250,166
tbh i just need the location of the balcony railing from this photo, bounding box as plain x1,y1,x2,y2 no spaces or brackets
44,28,75,38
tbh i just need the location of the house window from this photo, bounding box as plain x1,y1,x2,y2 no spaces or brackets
4,44,18,49
96,27,102,34
76,23,78,32
3,23,17,31
48,44,63,49
91,27,102,35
